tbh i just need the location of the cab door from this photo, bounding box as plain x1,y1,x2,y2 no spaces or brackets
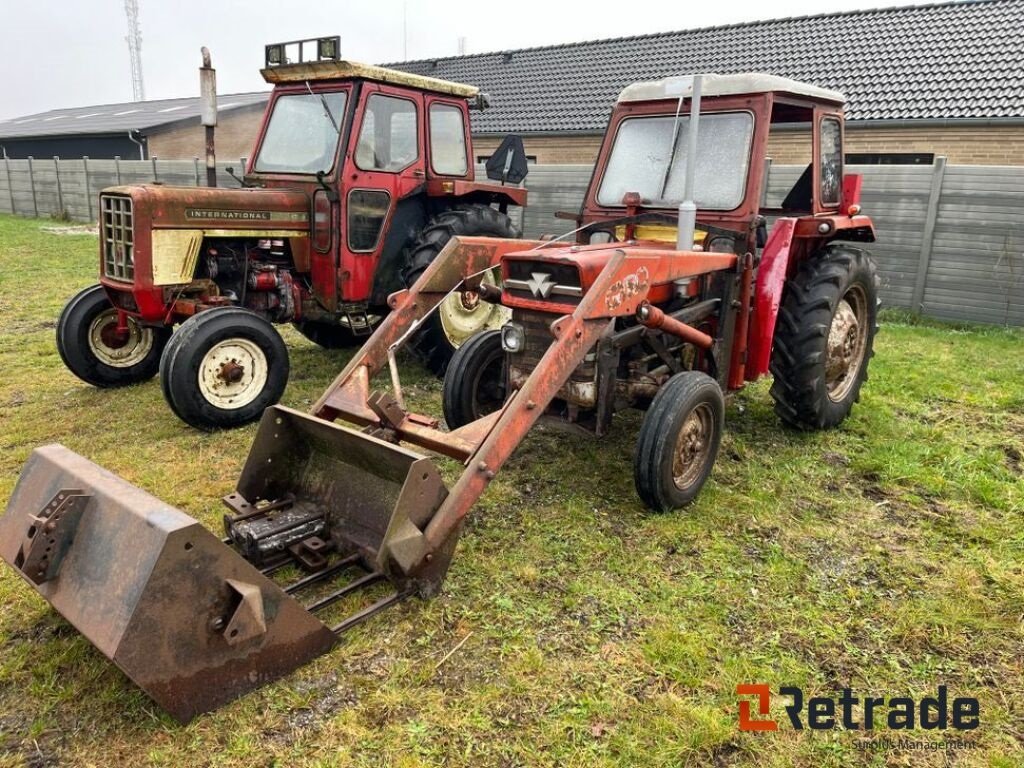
339,85,426,303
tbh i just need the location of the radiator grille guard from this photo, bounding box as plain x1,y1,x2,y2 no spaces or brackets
101,195,134,282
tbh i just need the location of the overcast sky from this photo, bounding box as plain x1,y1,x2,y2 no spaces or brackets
5,0,931,120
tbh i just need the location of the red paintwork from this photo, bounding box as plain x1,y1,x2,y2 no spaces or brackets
842,173,863,212
98,73,525,325
500,242,735,316
98,184,310,323
425,179,528,208
746,218,796,381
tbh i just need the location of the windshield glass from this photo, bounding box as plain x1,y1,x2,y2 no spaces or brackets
597,111,754,210
254,91,348,174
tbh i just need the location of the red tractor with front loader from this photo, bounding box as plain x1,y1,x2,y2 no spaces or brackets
57,37,526,429
2,72,878,721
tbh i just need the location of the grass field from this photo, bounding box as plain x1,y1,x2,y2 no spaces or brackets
0,213,1021,767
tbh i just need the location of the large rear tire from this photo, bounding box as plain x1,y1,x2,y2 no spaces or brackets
769,245,879,430
56,284,169,387
159,308,288,430
634,371,724,512
401,205,519,376
442,330,506,429
291,317,381,349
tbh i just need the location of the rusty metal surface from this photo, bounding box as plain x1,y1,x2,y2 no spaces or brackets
0,445,336,723
12,490,89,585
636,301,715,350
235,406,451,588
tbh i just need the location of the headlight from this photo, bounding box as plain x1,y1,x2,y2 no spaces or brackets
501,323,525,353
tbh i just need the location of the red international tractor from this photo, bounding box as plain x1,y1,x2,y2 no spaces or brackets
57,37,526,429
2,73,878,721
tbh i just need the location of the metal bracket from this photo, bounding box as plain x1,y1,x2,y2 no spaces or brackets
13,490,90,585
222,579,267,645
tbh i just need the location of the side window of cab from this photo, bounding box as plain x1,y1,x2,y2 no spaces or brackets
355,94,419,172
429,102,469,176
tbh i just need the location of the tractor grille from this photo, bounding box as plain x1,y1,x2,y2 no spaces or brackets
512,309,596,383
101,195,134,282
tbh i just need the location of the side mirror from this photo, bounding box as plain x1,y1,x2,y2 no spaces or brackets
485,135,528,186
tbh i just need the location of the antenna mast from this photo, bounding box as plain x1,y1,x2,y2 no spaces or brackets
125,0,145,101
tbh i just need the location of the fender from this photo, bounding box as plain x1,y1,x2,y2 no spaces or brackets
746,218,796,381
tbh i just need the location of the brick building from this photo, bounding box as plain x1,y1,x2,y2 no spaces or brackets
3,0,1022,166
394,0,1024,167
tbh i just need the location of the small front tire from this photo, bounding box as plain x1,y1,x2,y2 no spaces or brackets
56,284,169,387
442,330,506,429
159,308,289,430
634,372,724,511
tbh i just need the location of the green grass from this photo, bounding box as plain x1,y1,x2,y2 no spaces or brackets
0,213,1022,767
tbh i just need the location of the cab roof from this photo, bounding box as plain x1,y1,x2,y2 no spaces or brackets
261,59,479,99
618,73,844,105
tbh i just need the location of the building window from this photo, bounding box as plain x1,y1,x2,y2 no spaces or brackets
355,94,418,172
846,152,935,165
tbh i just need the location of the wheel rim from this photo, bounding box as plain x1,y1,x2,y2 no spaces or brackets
439,270,511,348
87,309,154,368
197,339,268,410
672,402,714,491
826,285,868,402
469,350,506,420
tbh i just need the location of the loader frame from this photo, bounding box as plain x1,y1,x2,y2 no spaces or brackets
304,235,738,576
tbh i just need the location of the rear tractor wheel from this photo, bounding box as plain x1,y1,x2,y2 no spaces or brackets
769,245,879,430
56,284,169,387
633,371,724,511
292,315,383,349
159,308,289,430
402,204,519,375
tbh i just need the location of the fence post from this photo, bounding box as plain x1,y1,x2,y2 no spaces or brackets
912,156,947,313
114,155,122,186
82,156,93,221
53,156,64,217
152,155,159,183
4,155,13,215
193,157,201,186
27,156,38,217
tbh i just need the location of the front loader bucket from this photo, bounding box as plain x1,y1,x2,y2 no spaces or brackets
0,445,337,722
224,406,455,594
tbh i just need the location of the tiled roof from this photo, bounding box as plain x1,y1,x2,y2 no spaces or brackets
0,92,268,140
389,0,1024,133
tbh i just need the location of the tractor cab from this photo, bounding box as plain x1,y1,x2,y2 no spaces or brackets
573,73,873,251
250,37,526,330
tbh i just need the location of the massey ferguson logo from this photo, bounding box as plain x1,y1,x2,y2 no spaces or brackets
525,272,555,299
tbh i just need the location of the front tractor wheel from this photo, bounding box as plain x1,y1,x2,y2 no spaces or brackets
442,330,507,429
57,284,169,387
159,308,289,430
633,371,725,512
402,205,519,375
769,245,879,430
